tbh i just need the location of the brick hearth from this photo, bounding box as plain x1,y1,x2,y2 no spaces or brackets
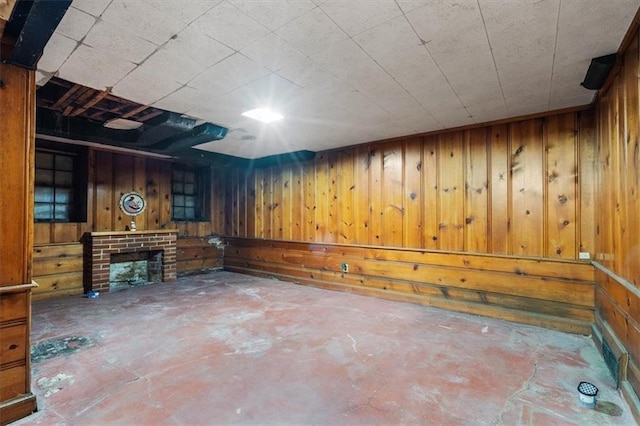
83,230,178,293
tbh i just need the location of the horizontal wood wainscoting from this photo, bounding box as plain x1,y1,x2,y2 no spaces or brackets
592,263,640,419
224,238,595,334
32,243,84,300
176,237,223,276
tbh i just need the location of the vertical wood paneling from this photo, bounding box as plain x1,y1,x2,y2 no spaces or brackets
291,164,303,241
510,119,544,256
303,161,316,241
382,144,404,247
465,128,489,252
145,159,161,230
369,147,383,245
253,170,265,238
113,154,134,231
546,114,577,259
245,170,256,238
438,133,464,250
159,160,173,229
404,138,423,248
327,152,338,243
354,146,370,244
238,169,247,237
314,153,329,242
133,156,147,231
337,150,354,243
272,166,283,240
211,169,225,235
622,34,639,286
489,124,510,254
94,151,113,231
579,110,596,256
422,136,439,249
281,165,292,241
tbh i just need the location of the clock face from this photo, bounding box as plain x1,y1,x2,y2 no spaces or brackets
119,192,146,216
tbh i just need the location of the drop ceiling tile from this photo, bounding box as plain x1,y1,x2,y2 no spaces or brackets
241,33,306,72
55,6,96,41
58,44,136,91
70,0,111,17
276,7,348,56
152,86,204,113
230,73,302,113
319,0,402,36
139,30,234,86
83,20,158,64
230,0,316,31
189,53,271,98
112,66,183,105
275,56,335,89
405,1,481,43
37,33,78,73
191,1,270,51
354,15,420,60
100,0,187,45
312,38,389,92
142,0,221,24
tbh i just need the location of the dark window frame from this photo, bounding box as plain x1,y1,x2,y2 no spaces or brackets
34,140,88,223
171,164,211,222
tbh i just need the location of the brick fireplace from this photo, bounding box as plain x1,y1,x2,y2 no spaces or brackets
83,230,178,293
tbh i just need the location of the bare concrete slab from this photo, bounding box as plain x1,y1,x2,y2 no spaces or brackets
15,271,635,425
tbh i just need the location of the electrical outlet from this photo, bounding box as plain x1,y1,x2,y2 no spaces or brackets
579,252,591,260
341,262,349,273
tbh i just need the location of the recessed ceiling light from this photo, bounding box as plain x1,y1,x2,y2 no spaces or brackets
241,108,283,124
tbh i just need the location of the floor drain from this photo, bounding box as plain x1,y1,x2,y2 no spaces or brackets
31,336,92,363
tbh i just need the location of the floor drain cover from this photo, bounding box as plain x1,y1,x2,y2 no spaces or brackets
31,336,92,363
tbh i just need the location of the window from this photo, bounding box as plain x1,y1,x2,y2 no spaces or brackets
171,165,210,221
34,142,87,222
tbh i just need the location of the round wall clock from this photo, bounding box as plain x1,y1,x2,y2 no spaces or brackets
119,191,147,216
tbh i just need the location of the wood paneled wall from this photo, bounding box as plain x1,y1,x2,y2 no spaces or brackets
33,150,222,299
0,62,38,424
221,111,595,260
593,27,640,414
224,238,594,335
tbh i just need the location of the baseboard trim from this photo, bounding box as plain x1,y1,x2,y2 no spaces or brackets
0,393,37,425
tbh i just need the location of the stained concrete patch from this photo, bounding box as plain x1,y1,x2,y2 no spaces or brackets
31,336,93,363
595,401,624,417
37,373,75,397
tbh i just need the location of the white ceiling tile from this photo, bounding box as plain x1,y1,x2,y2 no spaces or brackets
230,0,316,31
70,0,110,17
167,26,234,69
142,0,221,24
191,1,270,51
319,0,402,36
37,33,78,73
101,0,187,45
277,7,348,56
152,86,203,113
312,38,390,93
354,15,419,59
189,53,271,98
58,44,136,90
112,66,183,105
231,73,302,113
83,21,158,64
241,33,306,72
55,6,96,41
275,56,335,88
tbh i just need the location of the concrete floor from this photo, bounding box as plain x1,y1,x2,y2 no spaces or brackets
13,271,635,425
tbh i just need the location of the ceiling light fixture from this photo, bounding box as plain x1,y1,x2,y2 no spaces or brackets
241,108,283,124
